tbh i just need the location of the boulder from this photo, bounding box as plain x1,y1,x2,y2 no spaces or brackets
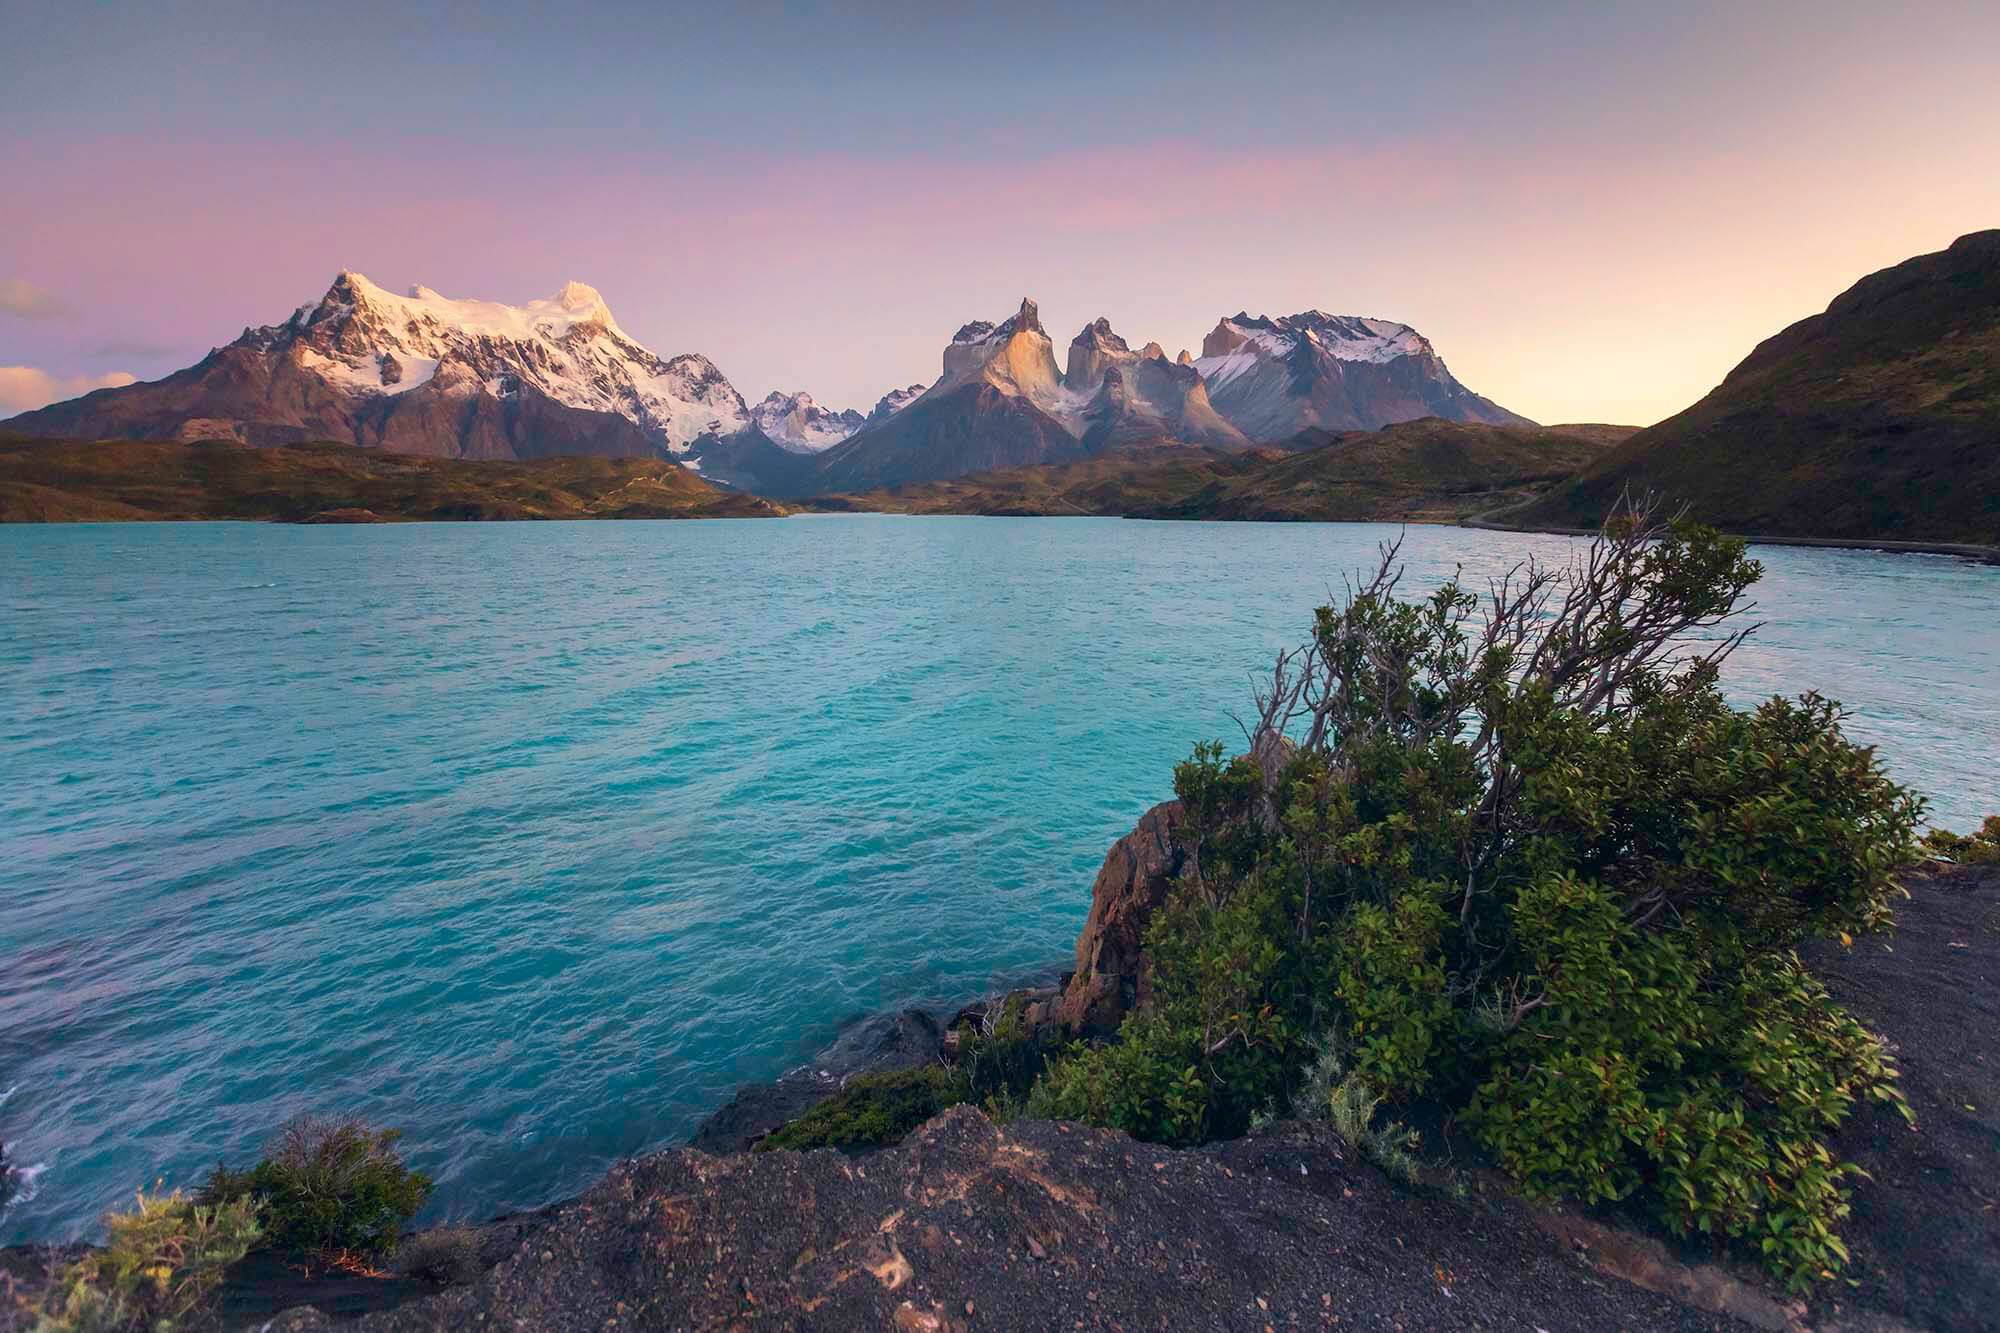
1053,799,1190,1032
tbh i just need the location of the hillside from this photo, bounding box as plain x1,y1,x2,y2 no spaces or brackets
1514,230,2000,543
0,437,784,523
808,421,1626,521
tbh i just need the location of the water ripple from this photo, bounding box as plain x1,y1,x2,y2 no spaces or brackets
0,517,1995,1241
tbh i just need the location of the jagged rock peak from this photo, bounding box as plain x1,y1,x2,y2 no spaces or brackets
869,383,926,421
1176,349,1194,366
750,389,865,452
1071,317,1129,352
996,297,1044,338
1139,341,1166,360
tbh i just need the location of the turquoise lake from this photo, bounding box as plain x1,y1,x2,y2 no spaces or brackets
3,515,1996,1241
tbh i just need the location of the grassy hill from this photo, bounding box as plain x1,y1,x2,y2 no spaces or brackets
1513,230,2000,544
0,436,785,523
806,421,1625,522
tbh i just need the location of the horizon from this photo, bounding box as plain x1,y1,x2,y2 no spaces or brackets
4,0,1998,425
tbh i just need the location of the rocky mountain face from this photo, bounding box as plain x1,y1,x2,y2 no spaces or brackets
4,273,750,462
1515,230,2000,544
747,391,865,453
867,384,926,422
1194,310,1534,439
1065,319,1247,448
797,297,1531,497
809,299,1093,495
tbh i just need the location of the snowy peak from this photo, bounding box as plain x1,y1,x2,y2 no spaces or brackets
868,384,926,422
1193,308,1531,438
750,390,866,452
255,272,748,451
1197,311,1429,370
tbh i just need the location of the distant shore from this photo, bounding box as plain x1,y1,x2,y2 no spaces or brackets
1462,499,2000,564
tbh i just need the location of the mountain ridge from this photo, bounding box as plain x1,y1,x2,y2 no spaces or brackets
1512,229,2000,544
4,278,1537,497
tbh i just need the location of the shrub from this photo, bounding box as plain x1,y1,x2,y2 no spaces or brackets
755,1067,963,1152
1027,496,1921,1288
200,1116,432,1259
1923,815,2000,865
1290,1037,1420,1186
391,1224,484,1285
34,1188,261,1332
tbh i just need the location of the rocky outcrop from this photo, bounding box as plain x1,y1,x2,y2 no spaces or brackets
1053,799,1190,1032
254,1108,1739,1332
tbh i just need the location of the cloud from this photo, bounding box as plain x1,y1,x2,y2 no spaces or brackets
0,366,137,414
0,279,68,319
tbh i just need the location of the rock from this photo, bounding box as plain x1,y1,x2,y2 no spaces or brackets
688,1007,943,1152
1054,799,1190,1032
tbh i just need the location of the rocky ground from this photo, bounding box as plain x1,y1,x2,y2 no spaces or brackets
1797,863,2000,1330
259,1108,1746,1332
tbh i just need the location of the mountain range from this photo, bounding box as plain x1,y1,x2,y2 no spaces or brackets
3,276,1530,497
8,233,1994,544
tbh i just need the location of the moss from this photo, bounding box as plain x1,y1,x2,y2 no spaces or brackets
756,1067,964,1153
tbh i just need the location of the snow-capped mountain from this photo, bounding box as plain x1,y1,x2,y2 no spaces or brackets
867,384,927,422
5,272,750,461
6,278,1534,493
1193,311,1532,439
748,391,866,452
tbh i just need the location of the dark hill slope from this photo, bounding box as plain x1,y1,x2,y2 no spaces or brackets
0,437,782,522
1516,230,2000,543
812,420,1622,522
1132,419,1619,522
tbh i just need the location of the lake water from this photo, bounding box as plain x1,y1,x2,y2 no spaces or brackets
2,516,1996,1241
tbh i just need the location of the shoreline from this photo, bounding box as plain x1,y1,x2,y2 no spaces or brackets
1461,498,2000,564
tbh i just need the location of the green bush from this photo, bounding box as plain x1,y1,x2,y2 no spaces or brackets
1027,498,1921,1288
1289,1037,1420,1186
200,1116,431,1259
1923,814,2000,865
33,1188,261,1332
756,1067,963,1152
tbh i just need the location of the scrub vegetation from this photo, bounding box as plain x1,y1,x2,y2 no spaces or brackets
198,1117,432,1260
24,1190,262,1332
1023,495,1922,1289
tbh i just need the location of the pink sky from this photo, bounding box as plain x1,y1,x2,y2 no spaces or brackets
4,1,1996,425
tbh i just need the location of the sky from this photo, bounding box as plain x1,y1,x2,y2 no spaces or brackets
2,0,1996,424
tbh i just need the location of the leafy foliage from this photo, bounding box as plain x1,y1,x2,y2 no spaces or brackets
1289,1037,1421,1186
199,1117,431,1259
758,1001,1058,1153
756,1068,963,1153
1027,497,1922,1287
32,1189,261,1332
